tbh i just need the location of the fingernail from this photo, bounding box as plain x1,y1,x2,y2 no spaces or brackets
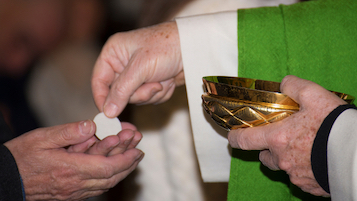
80,120,93,135
110,140,120,150
151,87,161,96
124,135,135,145
86,137,97,149
136,151,145,161
104,103,119,118
168,81,174,88
132,135,142,147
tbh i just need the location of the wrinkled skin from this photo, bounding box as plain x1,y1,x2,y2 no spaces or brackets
228,75,347,197
91,21,183,118
4,120,143,201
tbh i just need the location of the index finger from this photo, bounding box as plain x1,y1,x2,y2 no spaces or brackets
102,52,163,118
228,125,270,150
92,58,116,112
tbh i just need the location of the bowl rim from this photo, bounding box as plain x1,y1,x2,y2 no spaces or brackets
203,76,355,104
202,76,299,107
202,76,283,94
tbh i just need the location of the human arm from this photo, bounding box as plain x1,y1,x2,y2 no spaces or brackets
91,11,238,182
327,107,357,200
3,120,143,201
0,144,24,200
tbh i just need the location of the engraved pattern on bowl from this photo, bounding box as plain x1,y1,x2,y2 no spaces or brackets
202,76,355,131
202,94,297,130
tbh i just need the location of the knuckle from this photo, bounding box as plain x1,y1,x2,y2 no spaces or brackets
98,164,115,179
46,124,74,141
278,160,291,171
59,126,74,141
28,127,45,141
280,75,295,93
297,85,315,101
272,132,289,147
49,182,76,200
288,174,307,189
55,191,73,201
107,33,120,44
228,132,241,149
107,34,116,42
112,83,126,97
289,176,300,186
135,92,152,103
236,134,249,150
106,178,120,189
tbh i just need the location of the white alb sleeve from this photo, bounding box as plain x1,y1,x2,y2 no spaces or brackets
176,11,237,182
328,109,357,200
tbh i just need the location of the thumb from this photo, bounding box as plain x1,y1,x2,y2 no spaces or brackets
103,53,161,118
280,75,345,107
46,120,96,148
279,75,307,104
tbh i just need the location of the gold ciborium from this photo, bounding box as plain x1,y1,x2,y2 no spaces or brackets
202,76,354,131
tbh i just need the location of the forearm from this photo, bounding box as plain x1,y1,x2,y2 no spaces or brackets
327,107,357,200
0,144,24,201
311,104,357,199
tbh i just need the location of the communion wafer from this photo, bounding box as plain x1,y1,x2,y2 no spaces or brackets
93,112,122,140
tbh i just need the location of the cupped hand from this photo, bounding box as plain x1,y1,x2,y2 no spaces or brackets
67,122,142,156
228,75,346,197
92,21,184,118
4,120,144,201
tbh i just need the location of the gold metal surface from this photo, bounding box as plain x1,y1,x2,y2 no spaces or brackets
202,76,355,130
203,76,299,107
202,94,297,130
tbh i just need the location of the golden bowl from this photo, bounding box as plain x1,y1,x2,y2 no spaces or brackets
202,76,355,131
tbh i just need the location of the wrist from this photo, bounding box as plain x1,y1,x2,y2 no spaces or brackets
311,104,357,193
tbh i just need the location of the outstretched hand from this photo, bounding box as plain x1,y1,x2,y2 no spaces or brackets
4,120,143,201
228,75,346,197
67,121,142,156
92,21,184,118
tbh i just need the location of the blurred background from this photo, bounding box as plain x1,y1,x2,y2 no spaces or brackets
0,0,301,200
0,0,143,140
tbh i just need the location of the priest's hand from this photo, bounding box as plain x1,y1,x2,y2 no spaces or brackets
92,21,184,118
228,75,346,197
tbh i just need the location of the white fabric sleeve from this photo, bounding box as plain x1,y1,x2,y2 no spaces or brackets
176,11,238,182
328,108,357,200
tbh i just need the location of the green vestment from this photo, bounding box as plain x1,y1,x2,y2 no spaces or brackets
228,0,357,200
